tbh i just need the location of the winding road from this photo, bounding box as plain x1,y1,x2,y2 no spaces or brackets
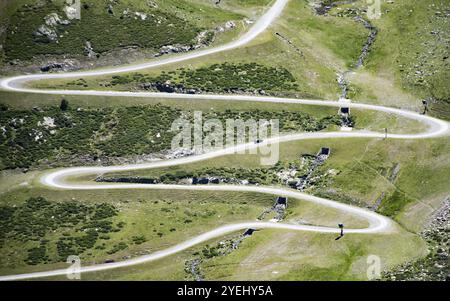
0,0,448,280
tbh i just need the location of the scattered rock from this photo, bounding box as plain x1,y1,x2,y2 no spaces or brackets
38,117,56,129
35,25,58,42
107,4,114,15
225,21,236,30
44,13,69,26
134,12,148,21
64,4,80,20
40,60,78,72
34,13,70,43
84,41,97,59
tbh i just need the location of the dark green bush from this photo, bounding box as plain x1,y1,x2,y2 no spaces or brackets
1,197,121,264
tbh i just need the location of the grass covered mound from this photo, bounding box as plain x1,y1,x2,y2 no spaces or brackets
0,103,344,170
4,0,201,61
105,63,300,95
0,197,120,265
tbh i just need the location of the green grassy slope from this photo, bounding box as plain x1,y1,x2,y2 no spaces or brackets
101,136,450,229
0,0,251,64
0,182,372,277
362,0,449,118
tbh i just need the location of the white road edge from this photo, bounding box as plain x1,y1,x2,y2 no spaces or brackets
0,0,449,280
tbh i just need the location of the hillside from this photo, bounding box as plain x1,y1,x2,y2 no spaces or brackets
0,0,263,73
0,0,448,283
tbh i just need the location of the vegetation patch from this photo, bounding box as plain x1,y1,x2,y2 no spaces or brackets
3,0,201,62
0,197,121,265
99,155,339,194
94,63,300,95
0,103,345,170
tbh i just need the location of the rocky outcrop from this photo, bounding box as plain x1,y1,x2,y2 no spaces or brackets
40,60,77,72
147,1,158,8
163,20,231,59
44,13,69,26
84,41,97,59
185,259,203,281
215,20,236,33
34,13,70,43
140,81,200,94
35,25,58,42
64,4,80,20
155,29,214,58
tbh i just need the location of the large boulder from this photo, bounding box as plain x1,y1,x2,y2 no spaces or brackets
35,25,58,42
